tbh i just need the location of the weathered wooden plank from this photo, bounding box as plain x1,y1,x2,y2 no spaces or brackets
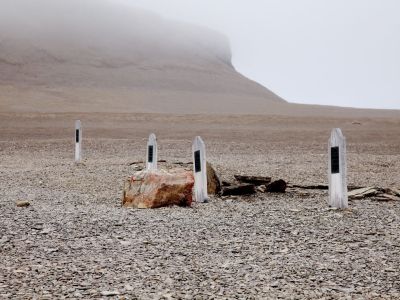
328,128,348,208
222,184,256,196
146,133,158,171
234,175,271,185
75,120,82,163
289,184,364,191
348,187,379,199
192,136,208,203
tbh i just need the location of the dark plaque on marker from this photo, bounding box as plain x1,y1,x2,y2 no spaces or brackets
76,129,80,143
148,145,154,163
331,146,340,174
194,150,201,173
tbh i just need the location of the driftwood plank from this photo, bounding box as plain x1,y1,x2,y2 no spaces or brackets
75,120,82,163
291,184,329,190
222,184,256,196
234,175,271,186
146,133,158,171
290,184,363,191
192,136,208,203
328,128,348,208
348,187,379,200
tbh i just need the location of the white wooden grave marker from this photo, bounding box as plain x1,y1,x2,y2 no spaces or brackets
75,120,82,163
192,136,208,203
146,133,158,170
328,128,348,208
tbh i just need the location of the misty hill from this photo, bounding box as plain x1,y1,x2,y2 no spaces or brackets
0,0,288,114
0,0,398,118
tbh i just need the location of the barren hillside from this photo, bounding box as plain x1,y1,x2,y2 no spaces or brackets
0,0,398,118
0,0,288,114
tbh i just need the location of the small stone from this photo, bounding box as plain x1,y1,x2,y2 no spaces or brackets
44,248,59,253
101,290,120,297
384,268,396,272
16,200,30,207
162,293,173,300
31,223,44,230
73,291,83,298
0,236,10,244
124,284,133,291
40,228,51,235
120,240,131,246
132,165,144,171
270,282,279,288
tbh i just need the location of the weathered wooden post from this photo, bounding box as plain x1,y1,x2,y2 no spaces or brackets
75,120,82,163
328,128,348,208
192,136,208,203
146,133,158,170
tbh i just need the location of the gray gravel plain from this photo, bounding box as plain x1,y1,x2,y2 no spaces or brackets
0,113,399,299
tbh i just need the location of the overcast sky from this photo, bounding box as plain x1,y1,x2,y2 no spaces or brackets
120,0,400,109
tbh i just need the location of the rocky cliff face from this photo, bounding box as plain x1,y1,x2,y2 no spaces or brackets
0,0,286,113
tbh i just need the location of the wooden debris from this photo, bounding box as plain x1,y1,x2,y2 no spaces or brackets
328,128,348,208
75,120,82,163
290,184,364,191
348,187,379,200
393,189,400,197
234,175,271,186
146,133,158,170
287,184,399,201
256,185,266,193
192,136,208,203
128,161,144,166
221,184,256,196
173,161,193,167
291,184,328,190
375,194,400,202
348,187,400,201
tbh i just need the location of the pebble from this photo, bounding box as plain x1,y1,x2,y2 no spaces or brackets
16,200,30,207
101,291,120,297
1,126,399,299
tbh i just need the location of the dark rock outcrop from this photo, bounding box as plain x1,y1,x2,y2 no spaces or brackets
266,180,287,193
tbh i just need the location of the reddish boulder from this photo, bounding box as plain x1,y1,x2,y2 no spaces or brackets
122,169,194,209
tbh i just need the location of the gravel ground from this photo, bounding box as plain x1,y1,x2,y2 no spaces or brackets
0,113,399,299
